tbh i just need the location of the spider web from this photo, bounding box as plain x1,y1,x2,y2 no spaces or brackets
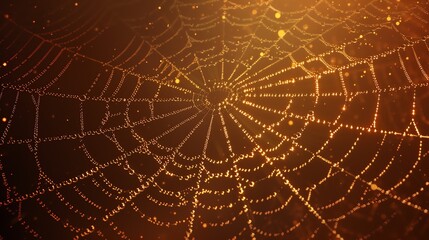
1,0,429,239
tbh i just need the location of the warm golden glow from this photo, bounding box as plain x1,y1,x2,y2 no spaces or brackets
0,0,428,239
277,29,286,38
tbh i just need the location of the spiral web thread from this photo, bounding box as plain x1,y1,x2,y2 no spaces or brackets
1,0,429,239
